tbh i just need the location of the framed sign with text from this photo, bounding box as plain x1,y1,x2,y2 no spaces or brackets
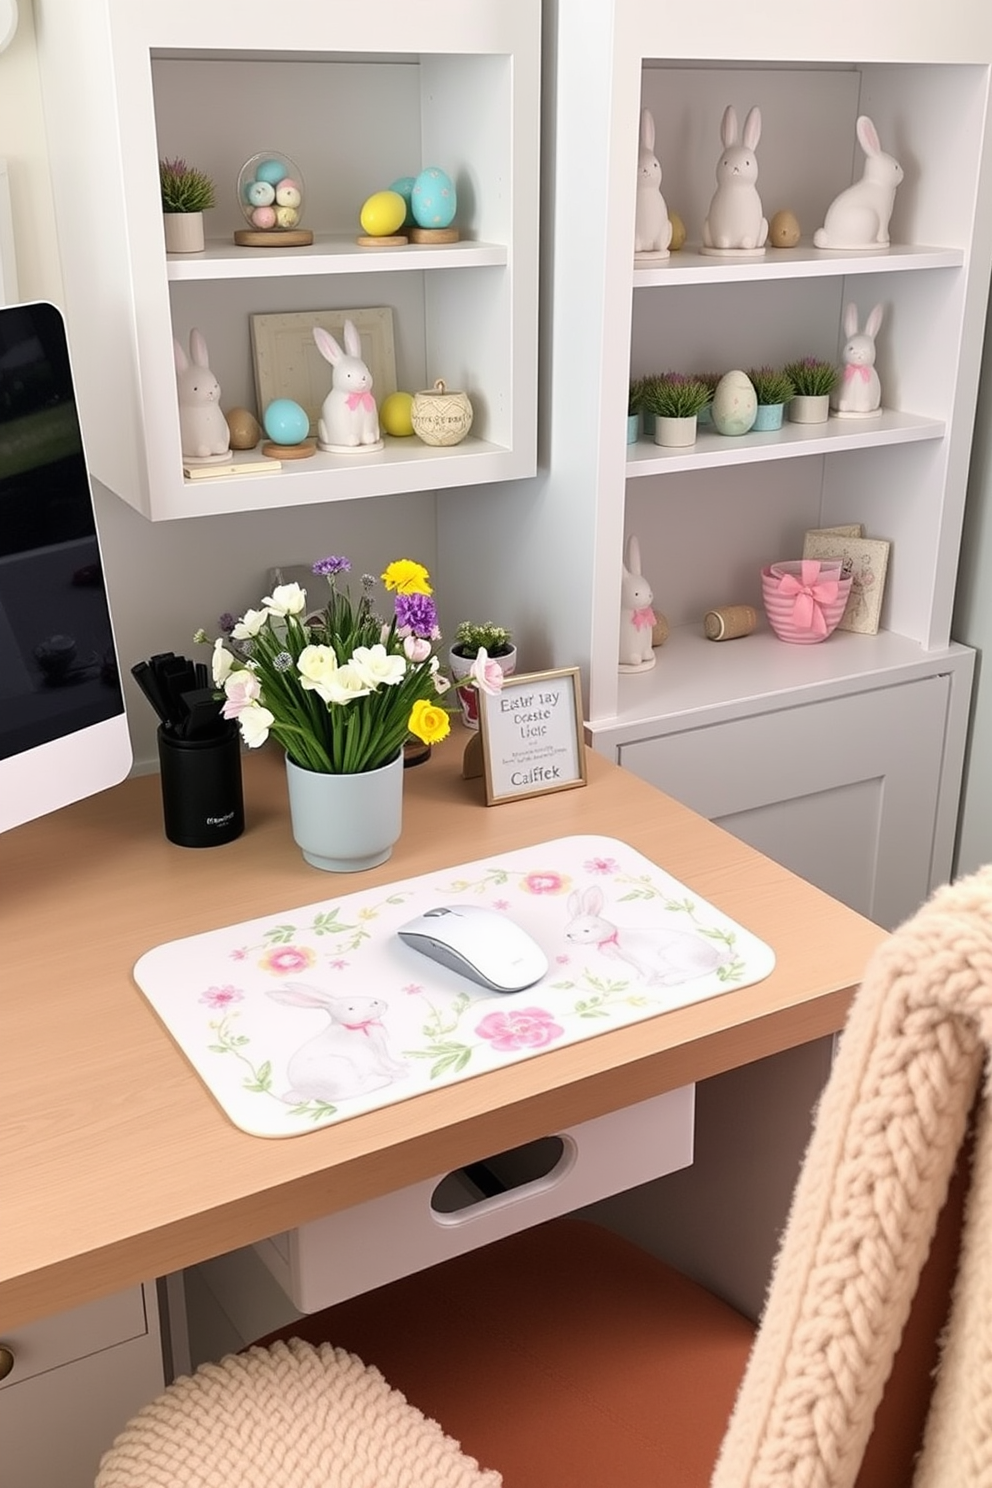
477,667,588,805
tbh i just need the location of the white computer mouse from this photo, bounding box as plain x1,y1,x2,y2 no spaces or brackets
396,904,549,993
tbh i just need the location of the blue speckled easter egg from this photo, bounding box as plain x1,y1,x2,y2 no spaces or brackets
246,179,275,207
255,158,288,186
388,176,417,227
411,166,456,229
263,398,310,445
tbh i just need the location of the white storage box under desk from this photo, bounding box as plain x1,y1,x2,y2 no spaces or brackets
255,1084,694,1312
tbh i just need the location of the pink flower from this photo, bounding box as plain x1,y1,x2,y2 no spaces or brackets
520,871,571,895
493,899,510,911
258,945,315,975
583,856,618,875
403,982,425,995
329,959,349,971
476,1007,563,1051
230,947,248,961
221,671,261,719
199,984,243,1009
555,954,571,965
469,647,504,696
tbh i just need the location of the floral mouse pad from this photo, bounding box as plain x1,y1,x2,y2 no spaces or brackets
133,835,775,1139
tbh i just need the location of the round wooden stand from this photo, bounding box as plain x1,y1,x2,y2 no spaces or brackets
261,439,316,460
233,229,314,247
409,227,460,244
356,233,409,247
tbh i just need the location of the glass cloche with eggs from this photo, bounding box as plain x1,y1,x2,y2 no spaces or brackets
234,152,313,246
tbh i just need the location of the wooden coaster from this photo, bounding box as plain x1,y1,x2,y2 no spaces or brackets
356,234,409,247
409,227,460,244
261,439,316,460
233,229,314,247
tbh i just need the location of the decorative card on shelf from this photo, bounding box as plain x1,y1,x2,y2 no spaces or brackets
250,308,397,437
132,835,776,1139
805,523,864,540
802,529,890,634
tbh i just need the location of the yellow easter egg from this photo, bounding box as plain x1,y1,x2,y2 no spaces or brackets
769,209,801,248
379,390,415,437
668,211,686,252
360,190,407,238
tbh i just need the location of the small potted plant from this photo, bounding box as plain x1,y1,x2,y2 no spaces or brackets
159,157,216,254
783,356,837,425
640,372,712,448
694,371,722,426
627,375,648,443
449,620,516,730
747,366,795,431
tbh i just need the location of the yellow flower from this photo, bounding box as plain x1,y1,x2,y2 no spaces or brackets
408,698,451,745
381,559,433,595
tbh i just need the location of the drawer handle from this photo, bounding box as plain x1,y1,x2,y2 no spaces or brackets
0,1345,14,1381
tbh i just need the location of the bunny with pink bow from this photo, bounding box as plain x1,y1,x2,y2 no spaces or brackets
619,534,658,672
831,302,884,418
312,319,383,452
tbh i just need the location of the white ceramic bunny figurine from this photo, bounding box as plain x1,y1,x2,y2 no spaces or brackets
831,302,884,417
814,116,903,250
702,105,768,253
312,319,383,452
173,329,230,460
267,983,407,1103
634,108,672,257
619,533,657,672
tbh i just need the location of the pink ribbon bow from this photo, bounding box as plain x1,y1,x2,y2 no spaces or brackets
775,560,840,638
843,365,871,383
342,1018,383,1037
345,390,376,412
631,604,656,631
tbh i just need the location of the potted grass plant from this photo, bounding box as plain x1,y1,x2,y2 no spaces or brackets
747,366,795,431
783,356,837,425
640,372,712,448
160,157,216,253
627,375,648,443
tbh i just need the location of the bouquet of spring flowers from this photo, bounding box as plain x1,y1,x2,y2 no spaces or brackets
196,557,453,775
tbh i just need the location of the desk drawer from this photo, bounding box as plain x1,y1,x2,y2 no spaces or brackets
0,1286,148,1390
256,1084,694,1312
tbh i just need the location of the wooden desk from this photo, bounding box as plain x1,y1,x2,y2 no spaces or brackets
1,744,885,1330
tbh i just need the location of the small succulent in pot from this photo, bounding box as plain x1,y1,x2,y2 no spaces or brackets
783,357,837,398
159,157,216,214
451,620,514,659
747,366,795,407
640,372,713,420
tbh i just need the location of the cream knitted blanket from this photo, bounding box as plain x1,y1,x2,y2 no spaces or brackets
713,865,992,1488
96,1336,500,1487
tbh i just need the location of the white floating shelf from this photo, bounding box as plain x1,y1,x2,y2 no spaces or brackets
633,242,963,288
627,409,943,477
167,235,508,281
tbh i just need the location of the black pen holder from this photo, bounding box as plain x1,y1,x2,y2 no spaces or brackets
157,722,244,848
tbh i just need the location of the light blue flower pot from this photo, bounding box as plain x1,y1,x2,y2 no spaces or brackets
753,402,785,431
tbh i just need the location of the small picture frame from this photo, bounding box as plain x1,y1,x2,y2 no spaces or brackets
477,667,588,805
802,529,890,635
250,308,397,437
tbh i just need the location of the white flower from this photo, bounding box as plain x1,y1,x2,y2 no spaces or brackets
403,635,432,663
211,639,235,685
238,702,275,748
231,608,266,640
469,646,504,696
350,643,406,689
432,670,452,694
262,583,307,618
297,644,339,691
319,663,372,705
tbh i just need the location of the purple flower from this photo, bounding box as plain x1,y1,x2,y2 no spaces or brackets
394,591,438,638
218,612,236,635
312,556,351,576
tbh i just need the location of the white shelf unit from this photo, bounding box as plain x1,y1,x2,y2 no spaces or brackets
34,1,539,521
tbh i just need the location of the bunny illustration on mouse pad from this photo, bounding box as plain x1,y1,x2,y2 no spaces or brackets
133,836,775,1138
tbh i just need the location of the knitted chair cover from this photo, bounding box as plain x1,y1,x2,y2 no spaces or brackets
96,1336,500,1487
713,865,992,1488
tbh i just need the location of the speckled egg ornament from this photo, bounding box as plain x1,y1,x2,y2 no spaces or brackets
712,371,758,436
388,176,417,228
234,152,312,247
410,166,459,243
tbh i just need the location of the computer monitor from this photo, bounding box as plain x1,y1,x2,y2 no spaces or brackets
0,299,131,832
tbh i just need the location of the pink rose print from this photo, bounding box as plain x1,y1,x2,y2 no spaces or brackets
199,985,243,1009
583,856,618,875
258,945,315,975
520,871,571,896
476,1007,564,1052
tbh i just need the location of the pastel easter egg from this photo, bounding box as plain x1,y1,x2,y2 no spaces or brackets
256,158,288,185
668,211,687,252
250,205,277,229
246,179,275,207
769,208,801,248
360,189,407,237
275,205,300,228
225,407,263,450
379,390,415,437
411,166,456,228
263,398,310,445
388,175,417,227
712,370,758,436
275,179,301,208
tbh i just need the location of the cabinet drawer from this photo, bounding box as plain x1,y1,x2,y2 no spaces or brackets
0,1287,147,1391
256,1085,694,1312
